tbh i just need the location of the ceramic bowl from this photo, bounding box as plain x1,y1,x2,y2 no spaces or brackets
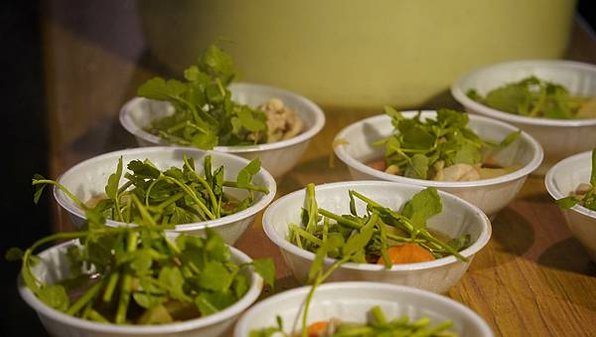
451,59,596,174
119,82,326,178
19,240,263,337
333,111,543,217
545,149,596,262
234,281,494,337
262,181,491,294
52,146,276,244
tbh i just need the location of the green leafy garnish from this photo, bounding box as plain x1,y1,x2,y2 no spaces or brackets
288,184,468,267
10,208,275,325
137,43,268,149
466,76,590,119
32,155,269,227
373,107,520,180
556,148,596,211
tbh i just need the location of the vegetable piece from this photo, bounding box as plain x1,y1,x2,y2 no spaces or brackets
556,147,596,211
376,243,436,265
466,76,592,119
8,207,275,325
372,107,520,180
32,155,268,227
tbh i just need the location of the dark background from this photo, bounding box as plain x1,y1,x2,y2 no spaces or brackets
1,1,594,336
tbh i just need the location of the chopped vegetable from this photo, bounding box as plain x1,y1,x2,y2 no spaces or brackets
376,243,435,265
556,148,596,211
32,155,269,227
7,208,275,325
371,107,520,181
137,43,302,149
466,76,594,119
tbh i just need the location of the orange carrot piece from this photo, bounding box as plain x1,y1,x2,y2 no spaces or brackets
377,243,435,265
306,321,329,337
367,159,386,171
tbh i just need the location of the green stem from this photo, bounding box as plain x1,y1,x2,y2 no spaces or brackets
115,231,139,324
66,278,105,316
222,181,269,194
32,180,87,210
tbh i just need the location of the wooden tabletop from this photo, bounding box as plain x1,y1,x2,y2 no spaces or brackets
42,9,596,337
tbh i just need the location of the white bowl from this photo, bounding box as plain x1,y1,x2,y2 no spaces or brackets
234,281,494,337
119,82,326,178
545,150,596,262
451,59,596,174
52,146,276,244
333,111,543,217
19,240,263,337
262,181,491,294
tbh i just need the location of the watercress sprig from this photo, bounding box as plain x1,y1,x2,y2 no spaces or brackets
138,43,268,149
32,155,269,227
7,208,275,325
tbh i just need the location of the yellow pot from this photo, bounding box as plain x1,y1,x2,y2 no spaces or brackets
138,0,577,110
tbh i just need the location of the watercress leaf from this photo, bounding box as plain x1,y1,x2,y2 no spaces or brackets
191,130,219,150
233,273,250,298
38,284,69,312
127,160,161,179
197,261,233,292
105,156,123,200
398,119,435,150
198,44,235,85
453,143,481,165
194,293,220,317
32,173,48,204
237,158,261,189
401,187,442,230
405,154,430,179
555,196,579,209
137,77,187,102
251,258,275,288
158,266,190,302
133,277,166,309
484,82,532,115
205,228,231,262
343,214,377,258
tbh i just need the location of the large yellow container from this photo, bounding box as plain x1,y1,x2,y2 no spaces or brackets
138,0,577,110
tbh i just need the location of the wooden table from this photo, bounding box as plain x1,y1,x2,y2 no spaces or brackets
42,7,596,336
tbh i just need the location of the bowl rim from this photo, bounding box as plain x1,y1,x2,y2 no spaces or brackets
333,111,544,188
52,146,277,232
262,180,492,272
544,149,596,219
119,82,326,153
450,59,596,127
233,281,494,337
18,240,264,334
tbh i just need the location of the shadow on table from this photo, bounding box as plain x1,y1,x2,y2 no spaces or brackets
491,207,535,257
538,238,596,276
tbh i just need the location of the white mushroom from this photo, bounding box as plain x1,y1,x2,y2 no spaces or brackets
433,163,481,181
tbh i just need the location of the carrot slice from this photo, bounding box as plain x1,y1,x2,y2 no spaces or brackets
306,321,329,337
377,243,435,265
